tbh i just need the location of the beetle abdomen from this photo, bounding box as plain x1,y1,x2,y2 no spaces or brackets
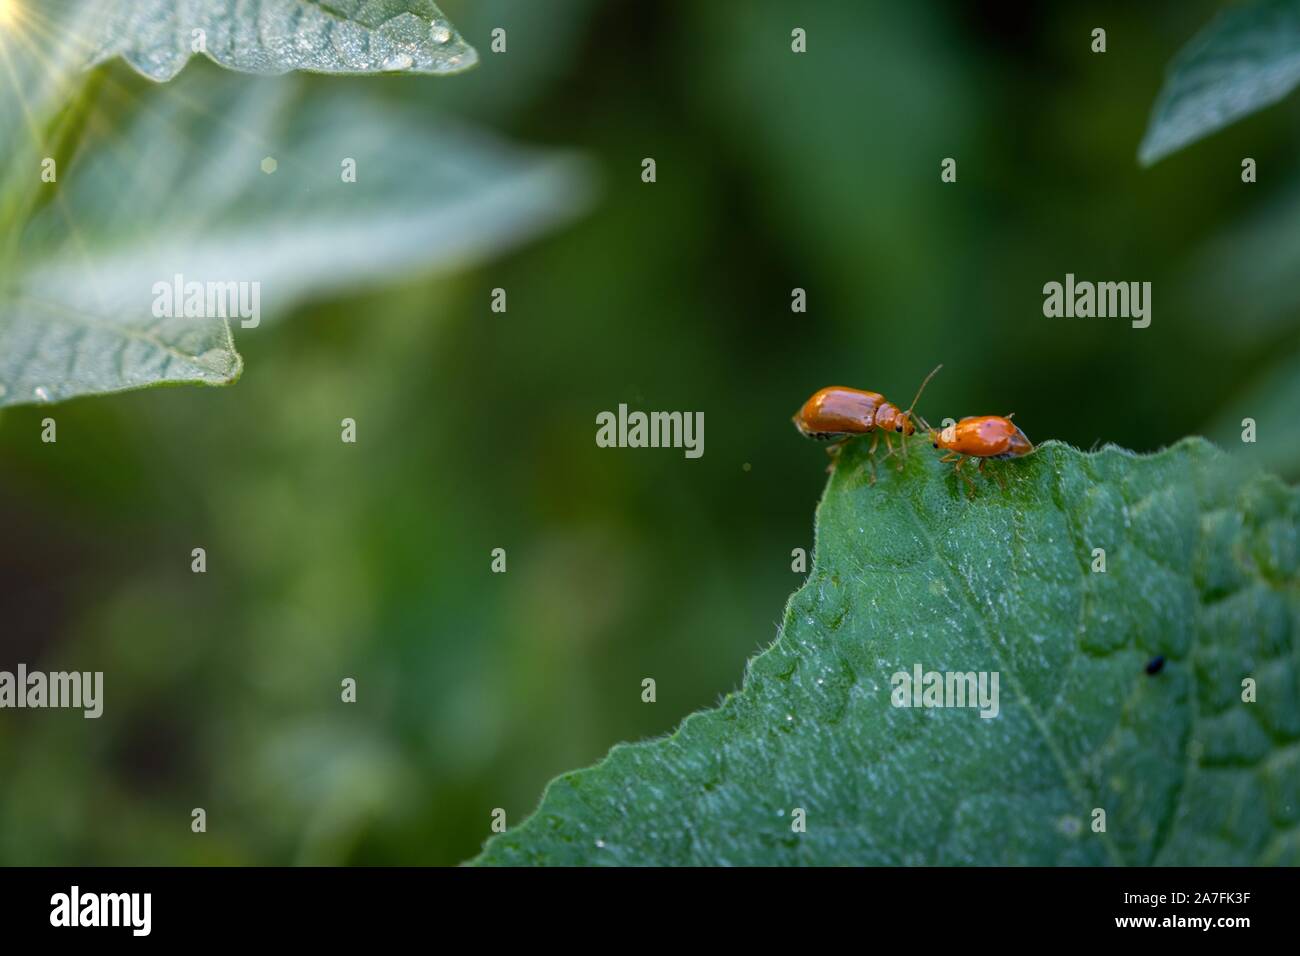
795,387,884,437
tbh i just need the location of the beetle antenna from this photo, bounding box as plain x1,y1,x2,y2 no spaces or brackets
895,364,941,462
903,364,942,432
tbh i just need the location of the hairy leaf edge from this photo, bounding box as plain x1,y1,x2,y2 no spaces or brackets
469,435,1295,864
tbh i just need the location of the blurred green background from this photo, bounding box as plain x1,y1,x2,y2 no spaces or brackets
2,0,1298,865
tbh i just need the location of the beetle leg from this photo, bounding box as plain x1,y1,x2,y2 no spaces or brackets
856,433,879,484
938,452,961,463
825,439,848,474
881,433,899,469
954,457,977,497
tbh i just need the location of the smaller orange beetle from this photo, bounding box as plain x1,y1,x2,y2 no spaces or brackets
794,365,941,482
929,415,1033,495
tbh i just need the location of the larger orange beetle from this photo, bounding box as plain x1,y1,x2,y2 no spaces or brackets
793,366,941,482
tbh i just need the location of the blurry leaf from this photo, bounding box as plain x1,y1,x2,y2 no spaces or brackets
0,7,91,241
476,438,1299,865
1140,0,1300,166
0,0,475,221
1184,183,1300,336
1207,351,1300,478
0,296,242,407
0,28,242,405
0,64,593,407
81,0,477,81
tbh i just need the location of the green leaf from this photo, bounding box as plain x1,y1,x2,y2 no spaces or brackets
0,64,592,407
0,0,475,207
474,438,1299,865
78,0,477,81
0,13,89,237
1140,0,1300,166
0,297,243,407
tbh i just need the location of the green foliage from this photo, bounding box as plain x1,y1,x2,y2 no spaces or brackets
80,0,476,81
476,438,1299,865
0,65,588,408
1140,0,1300,165
0,3,585,408
2,0,1296,869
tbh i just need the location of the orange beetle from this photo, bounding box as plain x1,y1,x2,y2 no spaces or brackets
929,415,1033,494
794,365,941,481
